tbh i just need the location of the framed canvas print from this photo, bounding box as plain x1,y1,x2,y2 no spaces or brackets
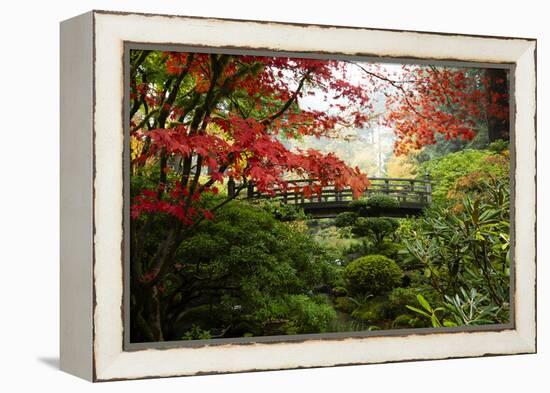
60,10,537,381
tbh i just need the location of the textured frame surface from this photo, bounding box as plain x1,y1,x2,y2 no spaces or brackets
60,10,536,382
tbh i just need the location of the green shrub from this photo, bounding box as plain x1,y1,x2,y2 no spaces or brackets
349,296,391,322
348,198,369,212
392,314,413,328
487,139,509,153
344,255,403,296
334,296,356,313
348,194,399,216
351,217,399,247
282,295,337,334
351,309,379,323
258,294,337,335
182,325,212,340
332,286,348,297
389,287,420,313
335,212,359,228
370,241,400,260
408,316,430,328
417,149,507,204
365,194,399,210
403,179,510,314
169,199,339,339
387,287,440,318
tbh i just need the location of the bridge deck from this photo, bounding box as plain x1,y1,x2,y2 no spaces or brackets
230,177,432,218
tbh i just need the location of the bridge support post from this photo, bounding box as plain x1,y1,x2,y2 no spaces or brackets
247,181,255,199
425,174,432,204
228,177,235,198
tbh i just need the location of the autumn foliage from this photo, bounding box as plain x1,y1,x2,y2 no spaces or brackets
381,65,509,154
130,52,509,226
130,52,374,226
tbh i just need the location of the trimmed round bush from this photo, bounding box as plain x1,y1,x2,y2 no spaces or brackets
344,255,403,296
334,212,358,228
351,217,399,246
365,194,399,210
348,194,399,215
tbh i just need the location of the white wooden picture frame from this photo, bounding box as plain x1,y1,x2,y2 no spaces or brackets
60,10,536,381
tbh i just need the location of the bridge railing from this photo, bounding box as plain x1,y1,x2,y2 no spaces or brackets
230,177,432,206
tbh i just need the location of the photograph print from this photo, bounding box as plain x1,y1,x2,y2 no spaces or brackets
127,48,512,344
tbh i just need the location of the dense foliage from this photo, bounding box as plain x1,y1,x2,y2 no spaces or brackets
416,145,509,203
132,198,339,341
320,146,511,331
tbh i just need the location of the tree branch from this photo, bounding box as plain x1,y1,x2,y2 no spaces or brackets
157,55,196,195
261,70,312,125
130,71,148,119
346,61,428,120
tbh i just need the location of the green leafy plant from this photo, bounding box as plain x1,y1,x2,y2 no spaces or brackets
392,314,413,328
406,294,447,328
387,286,440,317
334,296,357,313
145,199,341,340
349,295,390,323
403,179,510,308
406,288,507,328
443,287,507,326
258,294,337,335
182,325,212,340
487,139,509,154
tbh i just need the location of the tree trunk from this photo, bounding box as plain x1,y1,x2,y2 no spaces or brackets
486,68,510,142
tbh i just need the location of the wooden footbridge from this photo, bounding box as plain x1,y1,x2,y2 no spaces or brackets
229,177,432,218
